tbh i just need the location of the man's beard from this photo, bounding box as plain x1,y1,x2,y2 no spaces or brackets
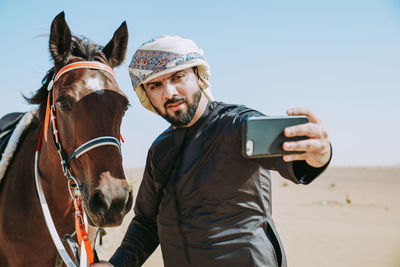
156,89,202,128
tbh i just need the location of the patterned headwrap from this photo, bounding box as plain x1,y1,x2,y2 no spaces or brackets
128,35,214,113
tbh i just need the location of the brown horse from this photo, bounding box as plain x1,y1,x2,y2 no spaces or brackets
0,12,133,266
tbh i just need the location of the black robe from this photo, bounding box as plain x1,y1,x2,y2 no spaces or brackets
110,101,329,267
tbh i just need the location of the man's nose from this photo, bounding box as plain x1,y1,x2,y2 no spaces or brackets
164,82,178,99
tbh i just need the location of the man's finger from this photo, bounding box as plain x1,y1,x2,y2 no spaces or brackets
283,152,311,162
284,123,326,139
286,107,322,124
283,139,329,153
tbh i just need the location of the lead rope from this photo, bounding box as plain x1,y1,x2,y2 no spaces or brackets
74,198,96,265
34,150,77,267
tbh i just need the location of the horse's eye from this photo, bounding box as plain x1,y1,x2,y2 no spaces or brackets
56,96,72,111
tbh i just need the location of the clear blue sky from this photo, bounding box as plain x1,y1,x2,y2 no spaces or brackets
0,0,399,166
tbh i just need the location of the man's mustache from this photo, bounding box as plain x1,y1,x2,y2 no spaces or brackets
164,97,187,109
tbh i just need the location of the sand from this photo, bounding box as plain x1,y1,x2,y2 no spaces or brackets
97,167,400,267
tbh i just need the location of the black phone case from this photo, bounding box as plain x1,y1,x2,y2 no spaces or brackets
242,116,309,158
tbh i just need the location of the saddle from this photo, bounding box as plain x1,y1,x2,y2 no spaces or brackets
0,112,25,162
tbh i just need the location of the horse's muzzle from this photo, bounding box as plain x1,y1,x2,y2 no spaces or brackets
85,174,133,227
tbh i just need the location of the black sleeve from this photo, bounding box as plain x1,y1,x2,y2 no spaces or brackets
291,143,332,184
109,154,160,267
255,141,332,185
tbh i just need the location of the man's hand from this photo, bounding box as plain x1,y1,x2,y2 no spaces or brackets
282,107,331,168
91,261,114,267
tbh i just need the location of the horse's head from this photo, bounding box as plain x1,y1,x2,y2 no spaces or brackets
40,12,132,227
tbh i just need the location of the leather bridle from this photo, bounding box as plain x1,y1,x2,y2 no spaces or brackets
35,61,123,267
44,61,122,183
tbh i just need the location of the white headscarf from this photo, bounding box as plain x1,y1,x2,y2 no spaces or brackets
128,35,213,113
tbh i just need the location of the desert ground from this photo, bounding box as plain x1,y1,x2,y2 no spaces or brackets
97,166,400,267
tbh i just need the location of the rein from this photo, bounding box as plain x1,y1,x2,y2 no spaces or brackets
35,61,122,267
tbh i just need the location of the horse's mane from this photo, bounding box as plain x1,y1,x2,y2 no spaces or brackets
25,35,109,121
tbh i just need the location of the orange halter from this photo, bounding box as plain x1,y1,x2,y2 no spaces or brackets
43,61,115,142
37,61,122,266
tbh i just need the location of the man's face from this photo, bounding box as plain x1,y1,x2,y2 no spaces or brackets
143,68,203,127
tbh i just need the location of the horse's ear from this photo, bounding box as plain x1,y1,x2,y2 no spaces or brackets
49,11,72,64
103,21,128,68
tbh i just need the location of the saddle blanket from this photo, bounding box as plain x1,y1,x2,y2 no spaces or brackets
0,111,35,183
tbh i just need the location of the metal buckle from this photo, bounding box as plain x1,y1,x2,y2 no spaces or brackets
67,176,81,199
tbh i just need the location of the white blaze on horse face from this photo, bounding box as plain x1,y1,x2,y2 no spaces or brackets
85,74,105,94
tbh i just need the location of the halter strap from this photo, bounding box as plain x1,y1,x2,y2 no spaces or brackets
36,60,119,267
47,87,122,176
45,61,115,140
68,136,121,161
43,61,122,174
47,61,114,91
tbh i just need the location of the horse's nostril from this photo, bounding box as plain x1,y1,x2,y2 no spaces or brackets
89,190,110,216
87,186,132,226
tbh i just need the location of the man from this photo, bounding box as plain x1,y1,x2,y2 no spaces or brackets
94,35,331,267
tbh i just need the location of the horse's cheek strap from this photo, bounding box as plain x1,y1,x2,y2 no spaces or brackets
68,137,121,162
44,92,51,142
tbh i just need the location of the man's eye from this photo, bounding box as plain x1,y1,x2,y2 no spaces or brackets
150,84,160,90
174,74,184,80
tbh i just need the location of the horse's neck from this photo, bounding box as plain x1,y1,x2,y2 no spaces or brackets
0,117,75,262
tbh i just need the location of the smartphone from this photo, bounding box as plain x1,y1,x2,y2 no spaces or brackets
242,115,309,158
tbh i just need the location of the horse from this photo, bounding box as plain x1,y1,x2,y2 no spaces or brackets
0,12,133,266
